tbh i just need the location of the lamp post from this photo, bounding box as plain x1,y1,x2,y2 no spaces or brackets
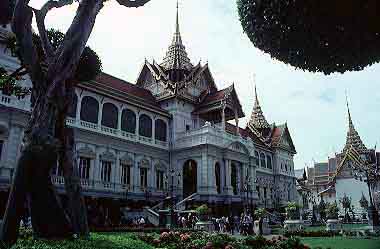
164,168,181,228
244,176,251,213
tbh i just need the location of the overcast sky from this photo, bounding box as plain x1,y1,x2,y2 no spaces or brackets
36,0,380,169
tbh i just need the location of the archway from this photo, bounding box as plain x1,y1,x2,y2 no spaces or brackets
183,160,197,198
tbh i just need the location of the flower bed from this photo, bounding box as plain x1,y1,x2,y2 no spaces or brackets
142,231,310,249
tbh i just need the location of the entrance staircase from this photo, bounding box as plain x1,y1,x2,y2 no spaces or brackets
144,193,199,226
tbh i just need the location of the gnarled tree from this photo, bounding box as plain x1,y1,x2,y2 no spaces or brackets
0,0,152,247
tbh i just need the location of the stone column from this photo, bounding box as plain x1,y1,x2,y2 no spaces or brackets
152,119,156,142
117,108,122,131
134,154,140,192
136,114,140,137
199,150,208,194
221,105,226,131
234,109,239,135
76,96,82,124
115,151,120,185
94,150,100,182
224,159,233,195
208,157,217,194
98,103,103,129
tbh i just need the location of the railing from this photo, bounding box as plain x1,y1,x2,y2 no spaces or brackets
50,175,167,199
174,124,254,151
0,93,31,112
66,117,169,150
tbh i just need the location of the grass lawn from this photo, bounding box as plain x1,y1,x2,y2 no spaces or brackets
10,233,154,249
304,224,367,232
301,237,380,249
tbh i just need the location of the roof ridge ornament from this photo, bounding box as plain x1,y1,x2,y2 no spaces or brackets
160,0,193,70
248,80,270,130
343,93,367,153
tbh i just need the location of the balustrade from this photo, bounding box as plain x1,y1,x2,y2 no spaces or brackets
65,117,168,149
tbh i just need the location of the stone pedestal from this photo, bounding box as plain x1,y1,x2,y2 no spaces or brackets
254,219,271,235
284,220,304,232
326,219,342,231
195,221,214,232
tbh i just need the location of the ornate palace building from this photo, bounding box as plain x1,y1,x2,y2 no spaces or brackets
0,7,297,225
298,102,380,217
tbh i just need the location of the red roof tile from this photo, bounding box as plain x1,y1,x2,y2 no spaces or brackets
95,73,157,105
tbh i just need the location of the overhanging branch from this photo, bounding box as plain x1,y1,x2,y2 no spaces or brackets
33,0,74,61
116,0,152,8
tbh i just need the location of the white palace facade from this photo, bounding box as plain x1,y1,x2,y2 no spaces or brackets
0,8,297,223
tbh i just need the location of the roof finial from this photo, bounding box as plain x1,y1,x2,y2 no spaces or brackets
173,0,182,45
345,90,354,129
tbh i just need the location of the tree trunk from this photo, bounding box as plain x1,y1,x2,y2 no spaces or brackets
3,84,78,245
59,126,89,237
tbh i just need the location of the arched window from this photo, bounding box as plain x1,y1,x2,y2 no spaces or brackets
215,163,221,194
121,109,136,133
254,151,260,167
266,155,272,169
260,153,266,168
139,114,152,138
101,103,118,129
80,96,99,124
155,119,167,142
68,94,77,118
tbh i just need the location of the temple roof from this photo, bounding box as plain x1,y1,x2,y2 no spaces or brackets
160,2,193,71
193,84,244,119
248,85,270,130
343,100,367,153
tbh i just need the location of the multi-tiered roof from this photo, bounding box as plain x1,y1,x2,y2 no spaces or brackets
343,101,367,153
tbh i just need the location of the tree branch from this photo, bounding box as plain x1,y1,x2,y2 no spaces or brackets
11,0,43,85
46,0,104,100
116,0,152,8
33,0,74,61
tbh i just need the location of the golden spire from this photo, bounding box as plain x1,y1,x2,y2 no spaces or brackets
343,93,367,153
248,79,270,130
161,0,192,70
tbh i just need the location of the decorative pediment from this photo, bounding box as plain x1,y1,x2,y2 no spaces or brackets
77,145,96,159
139,157,150,168
155,161,167,171
120,153,133,165
100,150,116,162
226,141,250,155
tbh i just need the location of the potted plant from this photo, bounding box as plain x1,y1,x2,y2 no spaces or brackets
196,204,209,221
284,202,304,232
326,201,342,231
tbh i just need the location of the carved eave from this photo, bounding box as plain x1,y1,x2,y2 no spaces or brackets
193,84,244,122
270,123,297,154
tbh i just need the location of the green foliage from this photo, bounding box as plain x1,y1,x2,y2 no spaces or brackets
237,0,380,74
285,202,300,220
254,208,266,218
326,201,339,219
318,199,327,221
195,204,209,215
33,29,102,82
11,233,154,249
359,193,369,210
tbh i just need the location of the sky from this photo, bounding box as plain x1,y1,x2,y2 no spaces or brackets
33,0,380,169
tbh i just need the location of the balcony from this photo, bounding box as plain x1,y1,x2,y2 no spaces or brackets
66,117,169,150
0,93,31,112
51,175,167,200
174,123,254,151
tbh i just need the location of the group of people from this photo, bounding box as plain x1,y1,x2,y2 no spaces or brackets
212,212,255,235
177,212,198,228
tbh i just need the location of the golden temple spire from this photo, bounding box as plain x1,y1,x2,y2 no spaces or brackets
161,0,193,70
248,79,270,130
343,93,367,153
